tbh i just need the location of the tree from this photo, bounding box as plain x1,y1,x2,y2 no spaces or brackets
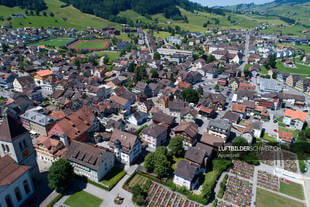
43,11,47,16
131,185,146,206
232,136,248,146
127,62,135,72
154,52,161,60
181,87,200,104
150,68,158,78
103,56,109,64
48,159,74,193
244,68,250,77
50,12,54,17
168,136,184,157
214,84,220,91
265,54,276,69
197,85,203,95
305,128,310,138
144,150,171,178
272,72,277,79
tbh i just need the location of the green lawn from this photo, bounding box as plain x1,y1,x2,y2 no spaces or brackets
64,191,102,207
153,31,173,39
280,181,305,200
260,65,268,74
72,40,110,49
33,37,74,47
116,33,132,42
256,188,305,207
276,61,310,75
100,167,126,188
263,133,277,142
95,51,120,61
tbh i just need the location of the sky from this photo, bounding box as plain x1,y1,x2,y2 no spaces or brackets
191,0,274,7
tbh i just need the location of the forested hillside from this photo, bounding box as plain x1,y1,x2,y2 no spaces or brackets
0,0,47,11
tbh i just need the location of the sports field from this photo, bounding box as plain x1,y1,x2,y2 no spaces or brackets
34,37,75,47
68,40,111,50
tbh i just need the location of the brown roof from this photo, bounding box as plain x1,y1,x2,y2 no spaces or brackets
110,95,128,106
0,155,31,186
109,129,139,153
142,124,167,138
0,115,27,142
201,132,225,147
175,122,198,138
35,136,64,154
279,131,293,142
66,140,111,171
152,111,175,126
50,106,95,141
232,104,246,113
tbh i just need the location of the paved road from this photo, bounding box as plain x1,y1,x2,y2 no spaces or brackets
239,33,250,72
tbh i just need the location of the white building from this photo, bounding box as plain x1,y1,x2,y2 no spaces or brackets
0,155,34,207
173,160,200,190
141,124,167,150
109,130,142,165
66,140,115,182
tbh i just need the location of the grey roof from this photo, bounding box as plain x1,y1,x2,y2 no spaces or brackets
251,121,262,130
131,111,147,120
20,110,56,126
223,111,239,123
142,124,167,138
208,119,231,131
174,160,199,181
66,140,112,171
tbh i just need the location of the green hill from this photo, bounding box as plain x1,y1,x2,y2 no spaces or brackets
0,0,117,29
224,0,310,27
0,0,295,33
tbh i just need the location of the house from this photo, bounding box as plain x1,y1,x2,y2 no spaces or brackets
13,76,36,93
128,111,148,126
283,109,307,130
48,106,100,145
286,74,300,87
20,108,56,136
185,143,213,171
0,73,16,89
201,132,225,147
141,124,168,150
173,160,200,190
136,100,154,113
133,81,152,98
296,78,310,92
0,155,34,207
207,119,231,140
223,111,240,124
232,103,246,115
152,111,175,128
277,72,290,83
279,131,293,143
109,129,142,165
174,122,198,147
251,121,263,138
66,140,115,182
281,93,305,106
110,95,131,113
33,69,54,86
34,135,66,166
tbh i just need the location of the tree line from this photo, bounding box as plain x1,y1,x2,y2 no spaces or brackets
0,0,47,12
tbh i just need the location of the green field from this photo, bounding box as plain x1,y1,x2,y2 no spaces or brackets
95,51,120,61
256,188,305,207
64,191,102,207
100,167,126,188
0,0,117,29
153,31,173,39
128,174,148,188
34,37,74,47
280,181,305,200
71,40,110,49
276,61,310,75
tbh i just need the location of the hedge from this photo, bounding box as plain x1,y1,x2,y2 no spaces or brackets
46,193,64,207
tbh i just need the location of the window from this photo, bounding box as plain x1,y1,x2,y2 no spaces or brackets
1,144,5,152
15,187,22,202
5,195,13,207
23,180,30,194
5,145,9,152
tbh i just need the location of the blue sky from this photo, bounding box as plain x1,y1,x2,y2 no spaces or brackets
191,0,274,7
